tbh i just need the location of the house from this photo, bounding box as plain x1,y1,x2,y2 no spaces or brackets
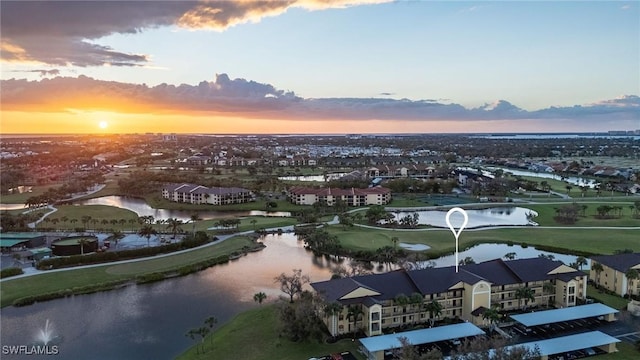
311,258,587,337
591,253,640,297
162,183,254,205
287,187,391,206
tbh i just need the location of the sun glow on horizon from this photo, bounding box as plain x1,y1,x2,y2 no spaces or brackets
98,120,108,129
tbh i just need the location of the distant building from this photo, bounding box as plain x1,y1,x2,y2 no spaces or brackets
591,253,640,297
287,186,391,206
312,258,587,337
162,183,254,205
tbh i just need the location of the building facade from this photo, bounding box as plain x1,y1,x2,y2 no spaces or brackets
162,183,254,205
287,186,391,206
591,253,640,297
311,258,587,337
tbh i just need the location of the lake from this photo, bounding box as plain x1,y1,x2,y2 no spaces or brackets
392,207,537,228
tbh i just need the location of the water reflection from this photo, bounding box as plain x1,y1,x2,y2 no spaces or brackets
393,207,537,228
0,234,585,359
487,167,600,188
74,196,291,221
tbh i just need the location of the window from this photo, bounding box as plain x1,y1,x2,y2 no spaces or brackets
372,312,380,321
372,323,380,331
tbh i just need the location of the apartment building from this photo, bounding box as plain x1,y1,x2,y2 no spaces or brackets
311,258,587,337
162,183,254,205
286,186,391,206
591,253,640,297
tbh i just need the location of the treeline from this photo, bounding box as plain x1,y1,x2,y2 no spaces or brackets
37,231,212,269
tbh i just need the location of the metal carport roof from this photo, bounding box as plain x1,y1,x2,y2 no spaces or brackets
510,303,618,327
359,322,485,353
505,331,620,356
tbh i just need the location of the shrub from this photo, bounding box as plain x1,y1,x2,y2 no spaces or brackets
0,267,24,279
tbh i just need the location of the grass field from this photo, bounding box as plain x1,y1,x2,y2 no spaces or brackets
523,203,640,227
327,225,640,256
0,236,253,308
177,305,363,360
586,284,629,310
594,342,639,359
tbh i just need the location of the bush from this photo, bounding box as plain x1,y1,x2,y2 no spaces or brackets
0,267,24,279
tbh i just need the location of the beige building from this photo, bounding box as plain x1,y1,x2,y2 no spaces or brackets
591,253,640,297
162,183,254,205
287,186,391,206
311,258,587,337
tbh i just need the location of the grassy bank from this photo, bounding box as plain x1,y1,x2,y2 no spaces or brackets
587,284,629,310
327,225,640,257
177,305,362,360
0,236,254,308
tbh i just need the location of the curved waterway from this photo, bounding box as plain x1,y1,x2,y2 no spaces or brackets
0,233,585,359
73,196,291,222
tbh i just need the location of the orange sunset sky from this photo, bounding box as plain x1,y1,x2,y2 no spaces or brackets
1,1,638,134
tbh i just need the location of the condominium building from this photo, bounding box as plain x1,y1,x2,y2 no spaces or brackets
162,183,254,205
591,253,640,297
287,186,391,206
311,258,587,337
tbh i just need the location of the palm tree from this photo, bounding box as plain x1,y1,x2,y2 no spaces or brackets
346,305,364,339
482,306,501,329
542,282,555,308
250,219,258,230
81,215,92,232
138,225,157,247
60,216,69,230
189,214,201,235
323,302,344,336
128,218,137,231
575,256,587,271
626,268,639,297
391,236,399,249
111,230,123,250
424,300,442,327
515,287,535,310
165,218,183,239
253,292,267,304
591,262,604,286
77,238,90,255
204,316,217,345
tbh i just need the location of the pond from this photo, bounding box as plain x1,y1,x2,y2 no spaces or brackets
278,173,346,182
74,196,291,222
0,232,587,359
392,207,537,228
486,166,600,189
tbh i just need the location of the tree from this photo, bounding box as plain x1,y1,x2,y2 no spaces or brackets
338,212,354,230
138,224,157,247
515,287,535,310
277,291,326,342
591,262,604,286
503,252,516,260
393,336,442,360
165,218,183,239
626,268,639,297
253,292,267,304
482,305,501,329
77,238,90,255
274,269,310,303
189,214,201,235
424,300,442,327
459,256,475,265
323,302,344,336
391,236,399,249
449,335,541,360
575,256,587,271
346,304,364,338
250,219,258,230
204,316,217,345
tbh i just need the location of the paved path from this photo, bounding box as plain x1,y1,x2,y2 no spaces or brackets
25,184,107,228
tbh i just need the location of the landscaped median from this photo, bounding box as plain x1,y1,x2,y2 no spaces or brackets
177,305,363,360
0,236,256,308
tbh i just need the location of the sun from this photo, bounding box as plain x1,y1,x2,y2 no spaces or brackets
98,121,108,129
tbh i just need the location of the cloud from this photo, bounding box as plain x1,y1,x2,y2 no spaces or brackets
2,75,638,124
12,69,61,77
0,0,388,67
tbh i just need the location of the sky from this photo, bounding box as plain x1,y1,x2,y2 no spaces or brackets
1,0,638,134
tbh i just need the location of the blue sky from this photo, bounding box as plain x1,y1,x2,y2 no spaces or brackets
1,1,638,133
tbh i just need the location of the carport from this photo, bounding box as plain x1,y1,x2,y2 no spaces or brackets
503,331,620,359
510,303,618,328
358,322,485,360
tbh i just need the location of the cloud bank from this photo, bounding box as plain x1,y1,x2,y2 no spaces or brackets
2,75,638,124
0,0,387,67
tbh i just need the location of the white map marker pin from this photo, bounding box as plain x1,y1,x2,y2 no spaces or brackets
446,207,468,273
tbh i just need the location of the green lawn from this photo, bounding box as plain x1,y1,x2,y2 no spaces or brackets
42,205,140,231
327,225,640,256
177,305,362,360
587,284,630,310
524,203,640,227
0,236,252,308
0,184,63,204
594,342,639,359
